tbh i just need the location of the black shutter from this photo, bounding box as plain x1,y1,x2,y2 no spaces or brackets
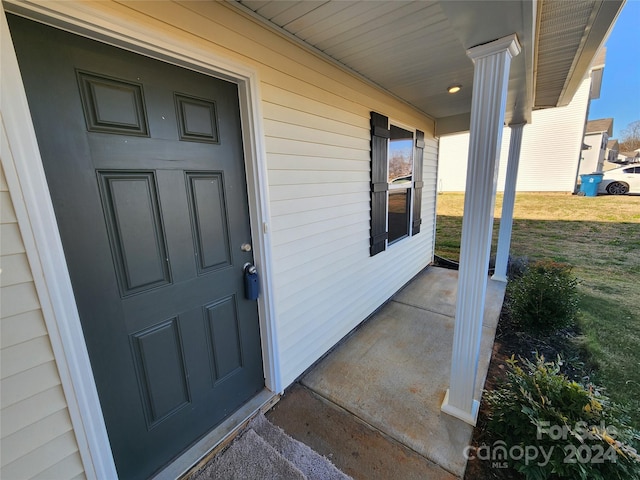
370,112,389,256
412,130,425,235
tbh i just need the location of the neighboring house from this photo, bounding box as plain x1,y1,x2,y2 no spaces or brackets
607,139,620,162
438,78,592,192
618,149,640,163
580,117,614,175
438,47,606,192
0,2,622,479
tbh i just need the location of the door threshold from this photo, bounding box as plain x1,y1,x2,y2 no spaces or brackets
152,389,279,480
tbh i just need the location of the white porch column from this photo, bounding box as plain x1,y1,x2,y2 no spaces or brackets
492,123,525,283
441,34,521,425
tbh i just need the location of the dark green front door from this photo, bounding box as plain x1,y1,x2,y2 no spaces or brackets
9,15,265,479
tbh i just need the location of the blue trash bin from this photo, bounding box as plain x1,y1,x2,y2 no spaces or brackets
579,173,603,197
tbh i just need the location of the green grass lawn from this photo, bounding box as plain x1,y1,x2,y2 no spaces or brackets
435,192,640,427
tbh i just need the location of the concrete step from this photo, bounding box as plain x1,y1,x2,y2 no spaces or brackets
191,427,305,480
249,414,351,480
191,413,351,480
267,384,458,480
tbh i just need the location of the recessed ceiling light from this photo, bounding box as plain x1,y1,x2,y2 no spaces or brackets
447,84,462,94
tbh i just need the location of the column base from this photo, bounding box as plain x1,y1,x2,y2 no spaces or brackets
441,389,480,426
491,273,508,283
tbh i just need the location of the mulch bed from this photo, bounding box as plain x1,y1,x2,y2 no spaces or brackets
463,307,594,479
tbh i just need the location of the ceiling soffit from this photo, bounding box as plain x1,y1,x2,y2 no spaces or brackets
234,0,622,133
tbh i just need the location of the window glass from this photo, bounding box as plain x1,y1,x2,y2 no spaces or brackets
388,190,410,243
388,125,413,185
388,125,413,243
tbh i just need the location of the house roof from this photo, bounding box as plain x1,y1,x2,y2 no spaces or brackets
233,0,623,134
607,139,619,149
586,118,614,136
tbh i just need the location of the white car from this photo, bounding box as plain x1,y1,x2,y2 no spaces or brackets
598,166,640,195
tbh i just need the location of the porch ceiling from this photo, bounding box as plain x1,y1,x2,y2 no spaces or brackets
233,0,623,135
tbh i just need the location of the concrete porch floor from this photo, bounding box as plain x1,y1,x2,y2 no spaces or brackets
266,266,506,479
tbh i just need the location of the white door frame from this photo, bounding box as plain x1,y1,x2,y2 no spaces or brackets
1,2,280,478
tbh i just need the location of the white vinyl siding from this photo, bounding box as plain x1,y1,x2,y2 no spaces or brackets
100,1,437,387
0,165,86,480
581,132,607,175
438,78,591,192
2,1,438,474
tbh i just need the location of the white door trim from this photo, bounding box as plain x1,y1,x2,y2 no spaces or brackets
1,2,280,478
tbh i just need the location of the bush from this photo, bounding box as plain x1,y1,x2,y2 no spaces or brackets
507,255,530,280
507,259,579,333
484,355,640,480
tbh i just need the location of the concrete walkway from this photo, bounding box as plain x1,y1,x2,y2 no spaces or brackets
267,266,506,479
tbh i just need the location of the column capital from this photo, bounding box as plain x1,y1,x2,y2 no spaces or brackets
467,34,521,61
508,122,527,129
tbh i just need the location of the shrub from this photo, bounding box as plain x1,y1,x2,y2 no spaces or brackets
507,255,530,280
484,355,640,480
507,259,579,333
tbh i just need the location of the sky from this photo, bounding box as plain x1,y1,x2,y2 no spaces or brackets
587,0,640,140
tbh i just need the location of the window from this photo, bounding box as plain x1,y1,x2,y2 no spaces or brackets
388,125,414,243
369,112,425,256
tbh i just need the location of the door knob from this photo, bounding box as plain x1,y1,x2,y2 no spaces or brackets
240,243,252,252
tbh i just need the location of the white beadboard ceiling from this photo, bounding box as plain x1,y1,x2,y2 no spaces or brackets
233,0,623,134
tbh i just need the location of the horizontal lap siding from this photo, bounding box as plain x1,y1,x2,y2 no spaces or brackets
263,89,435,383
272,129,438,384
579,134,602,175
0,165,85,480
6,4,437,450
509,79,590,191
438,78,590,192
120,1,437,386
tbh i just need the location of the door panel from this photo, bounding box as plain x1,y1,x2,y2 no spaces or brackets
98,171,172,295
205,296,244,382
8,14,265,480
131,318,190,427
77,70,149,136
186,172,232,273
175,93,219,143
